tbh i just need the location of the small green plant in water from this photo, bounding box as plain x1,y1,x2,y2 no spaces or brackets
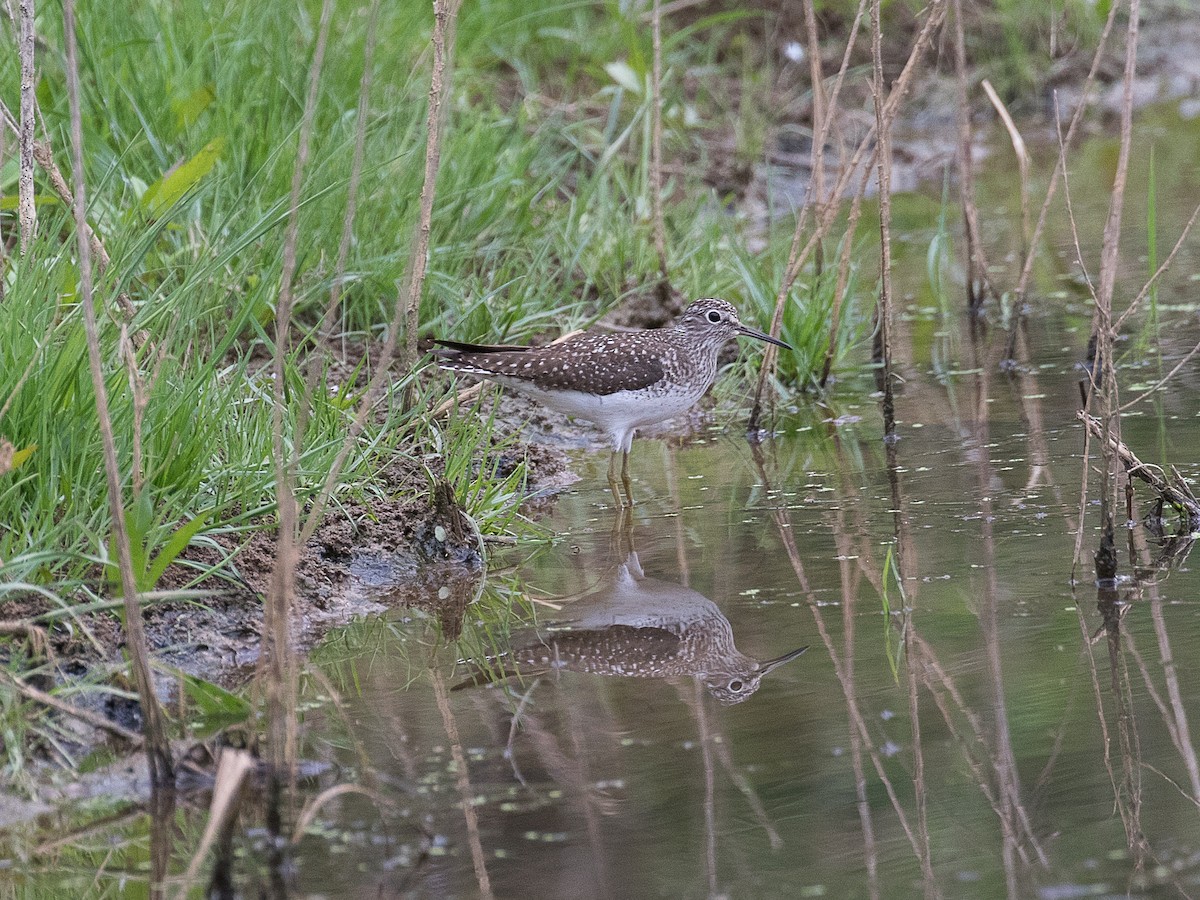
880,544,907,685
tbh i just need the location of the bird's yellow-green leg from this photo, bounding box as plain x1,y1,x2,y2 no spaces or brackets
620,448,634,507
607,451,624,508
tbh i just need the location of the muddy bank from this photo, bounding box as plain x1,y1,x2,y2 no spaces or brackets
2,427,573,769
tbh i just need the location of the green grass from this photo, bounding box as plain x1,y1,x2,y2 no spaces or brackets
2,0,1112,784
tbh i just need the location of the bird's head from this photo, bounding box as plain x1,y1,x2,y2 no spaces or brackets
678,298,793,353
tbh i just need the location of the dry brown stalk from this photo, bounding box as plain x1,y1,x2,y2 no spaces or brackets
759,0,868,405
801,0,826,217
980,79,1030,253
431,664,495,899
649,0,668,283
1013,0,1122,303
1086,0,1140,582
300,0,462,547
400,0,463,406
820,159,873,388
870,0,896,438
63,0,172,784
1113,198,1200,333
18,0,36,252
869,12,936,887
296,0,381,454
951,0,995,314
265,0,334,778
177,748,254,894
750,0,945,428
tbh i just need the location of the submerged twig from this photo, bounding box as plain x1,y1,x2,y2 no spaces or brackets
1076,411,1200,530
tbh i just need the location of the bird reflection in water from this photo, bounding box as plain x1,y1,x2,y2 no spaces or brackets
454,551,806,704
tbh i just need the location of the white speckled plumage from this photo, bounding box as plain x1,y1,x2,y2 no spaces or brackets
434,298,791,505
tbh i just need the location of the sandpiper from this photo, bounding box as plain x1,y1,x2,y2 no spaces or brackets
453,550,808,703
433,298,792,507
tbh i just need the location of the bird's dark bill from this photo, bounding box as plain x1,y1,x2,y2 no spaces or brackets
759,645,808,674
737,323,793,351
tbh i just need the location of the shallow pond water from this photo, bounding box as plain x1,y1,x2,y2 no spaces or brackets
5,108,1200,899
278,356,1200,899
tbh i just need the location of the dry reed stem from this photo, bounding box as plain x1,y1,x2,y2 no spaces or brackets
1113,198,1200,333
871,5,931,881
1056,105,1101,579
63,0,171,785
296,0,381,455
431,665,494,899
264,0,333,778
177,748,254,894
300,0,461,548
1087,0,1140,579
1014,0,1122,302
801,0,826,243
870,0,895,437
980,79,1030,252
758,0,868,407
750,0,945,426
400,0,463,406
290,783,395,844
649,0,668,281
951,0,995,314
17,0,35,252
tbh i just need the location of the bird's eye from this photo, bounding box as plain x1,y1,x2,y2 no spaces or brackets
706,310,722,324
728,679,744,691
